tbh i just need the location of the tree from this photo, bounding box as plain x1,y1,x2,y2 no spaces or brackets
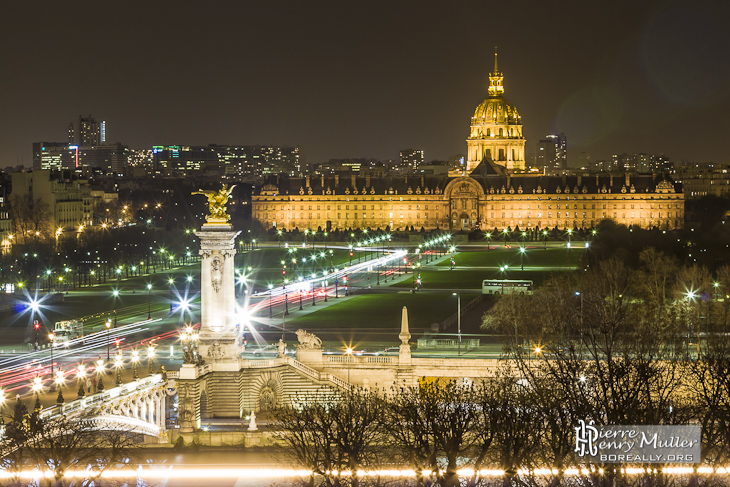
0,406,140,487
9,194,53,245
272,387,385,487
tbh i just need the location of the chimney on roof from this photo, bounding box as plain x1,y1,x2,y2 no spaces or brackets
305,175,310,188
596,174,599,187
335,174,339,186
609,174,614,187
421,176,424,188
351,174,357,189
625,172,630,187
366,175,371,187
577,175,582,187
321,174,324,187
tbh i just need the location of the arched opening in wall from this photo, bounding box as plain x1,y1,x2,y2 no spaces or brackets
486,128,491,136
200,390,210,420
259,380,278,412
499,128,504,137
459,212,470,231
499,149,505,161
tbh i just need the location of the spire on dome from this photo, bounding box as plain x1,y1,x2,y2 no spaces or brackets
488,46,504,97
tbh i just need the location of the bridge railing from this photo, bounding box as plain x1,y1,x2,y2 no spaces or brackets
40,374,164,420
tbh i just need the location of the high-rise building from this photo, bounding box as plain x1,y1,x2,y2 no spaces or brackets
69,115,104,146
466,50,525,172
399,149,424,171
536,133,567,171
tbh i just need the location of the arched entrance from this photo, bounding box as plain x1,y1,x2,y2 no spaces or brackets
459,212,470,231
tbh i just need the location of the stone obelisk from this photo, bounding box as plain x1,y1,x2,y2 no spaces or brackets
193,185,241,365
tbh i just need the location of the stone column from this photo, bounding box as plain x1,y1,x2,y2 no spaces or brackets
195,223,241,362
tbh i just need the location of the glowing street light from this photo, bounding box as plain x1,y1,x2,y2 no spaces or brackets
96,359,105,392
131,350,140,380
114,353,123,386
147,283,153,319
148,346,156,375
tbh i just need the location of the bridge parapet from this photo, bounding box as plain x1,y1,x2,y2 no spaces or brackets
38,374,169,441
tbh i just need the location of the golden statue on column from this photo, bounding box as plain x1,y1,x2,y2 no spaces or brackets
193,184,236,224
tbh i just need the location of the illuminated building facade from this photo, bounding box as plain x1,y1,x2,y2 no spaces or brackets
252,54,684,232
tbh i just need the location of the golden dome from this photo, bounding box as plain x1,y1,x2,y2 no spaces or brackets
472,96,521,124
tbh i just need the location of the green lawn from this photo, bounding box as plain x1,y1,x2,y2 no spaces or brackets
286,293,479,330
435,248,585,268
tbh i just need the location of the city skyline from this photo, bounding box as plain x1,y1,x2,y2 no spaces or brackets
2,1,729,167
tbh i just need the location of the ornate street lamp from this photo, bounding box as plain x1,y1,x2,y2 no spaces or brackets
132,350,140,380
114,353,123,386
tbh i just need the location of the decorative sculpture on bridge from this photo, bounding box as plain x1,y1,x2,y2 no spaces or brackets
295,329,322,349
192,184,236,223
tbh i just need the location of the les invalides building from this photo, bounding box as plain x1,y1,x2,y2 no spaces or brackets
252,54,683,233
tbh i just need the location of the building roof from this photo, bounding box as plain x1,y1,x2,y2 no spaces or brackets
257,172,682,197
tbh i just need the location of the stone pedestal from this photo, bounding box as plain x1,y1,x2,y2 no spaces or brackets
195,223,241,362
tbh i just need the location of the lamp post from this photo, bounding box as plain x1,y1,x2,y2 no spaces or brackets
132,350,140,380
168,278,174,312
543,230,548,250
112,289,119,327
48,333,55,377
267,284,274,317
147,283,152,319
96,359,105,392
486,232,491,250
148,346,156,375
105,319,112,360
453,292,462,355
345,347,353,392
54,371,65,404
323,280,328,302
519,246,525,271
284,284,289,315
503,228,509,246
567,228,573,248
114,353,123,386
335,278,339,298
686,291,700,355
76,364,86,398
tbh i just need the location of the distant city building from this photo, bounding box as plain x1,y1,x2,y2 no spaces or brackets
536,133,567,172
11,170,94,231
674,163,730,198
33,142,76,170
399,149,424,171
69,115,105,146
128,149,154,169
466,51,525,172
152,145,300,177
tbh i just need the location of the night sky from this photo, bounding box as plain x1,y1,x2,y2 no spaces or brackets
2,0,730,167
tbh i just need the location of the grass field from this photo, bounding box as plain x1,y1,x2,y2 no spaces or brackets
285,293,479,330
435,248,585,268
